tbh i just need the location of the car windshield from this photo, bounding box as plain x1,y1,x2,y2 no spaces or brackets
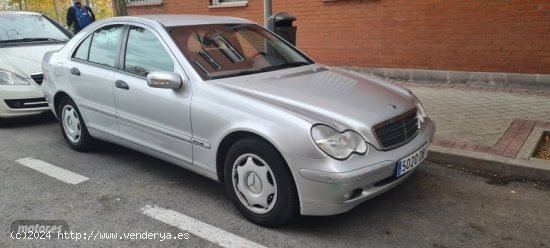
0,13,70,45
169,24,313,80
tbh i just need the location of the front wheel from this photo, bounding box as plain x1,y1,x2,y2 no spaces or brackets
224,137,298,227
58,97,94,151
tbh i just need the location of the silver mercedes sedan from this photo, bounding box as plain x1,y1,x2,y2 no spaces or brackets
42,15,435,226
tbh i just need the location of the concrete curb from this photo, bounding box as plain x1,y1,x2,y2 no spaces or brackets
427,146,550,182
342,66,550,90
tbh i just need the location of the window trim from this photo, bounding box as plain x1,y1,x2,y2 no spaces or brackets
126,0,163,7
42,14,73,39
208,0,248,8
119,24,177,78
72,34,93,61
70,24,126,70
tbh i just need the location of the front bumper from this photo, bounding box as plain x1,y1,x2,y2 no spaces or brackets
284,118,436,216
0,85,49,118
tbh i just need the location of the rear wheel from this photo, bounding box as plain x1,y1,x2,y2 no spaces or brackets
224,137,298,227
58,97,94,151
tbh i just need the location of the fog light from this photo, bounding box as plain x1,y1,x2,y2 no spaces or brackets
343,188,364,201
343,193,351,201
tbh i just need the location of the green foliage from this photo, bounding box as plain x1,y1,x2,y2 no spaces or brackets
4,0,113,25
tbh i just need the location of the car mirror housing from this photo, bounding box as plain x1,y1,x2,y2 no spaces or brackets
147,71,183,90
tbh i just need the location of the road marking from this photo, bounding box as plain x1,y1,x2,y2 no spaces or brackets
15,157,89,185
141,205,267,248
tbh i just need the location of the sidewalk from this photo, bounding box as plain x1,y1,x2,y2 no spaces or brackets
393,80,550,181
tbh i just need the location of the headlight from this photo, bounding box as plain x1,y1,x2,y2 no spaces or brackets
0,69,31,85
311,124,367,160
409,91,427,125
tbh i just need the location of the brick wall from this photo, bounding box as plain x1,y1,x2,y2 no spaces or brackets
127,0,550,74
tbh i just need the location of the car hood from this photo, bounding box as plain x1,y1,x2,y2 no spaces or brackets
0,44,64,78
214,66,417,146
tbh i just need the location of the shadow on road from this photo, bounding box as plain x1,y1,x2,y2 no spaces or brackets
0,112,57,128
85,138,430,231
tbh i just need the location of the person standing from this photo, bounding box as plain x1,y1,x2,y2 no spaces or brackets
66,0,95,34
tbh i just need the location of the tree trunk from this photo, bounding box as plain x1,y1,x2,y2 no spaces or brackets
114,0,127,16
52,0,62,24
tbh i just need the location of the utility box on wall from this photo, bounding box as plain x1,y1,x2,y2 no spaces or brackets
267,12,297,46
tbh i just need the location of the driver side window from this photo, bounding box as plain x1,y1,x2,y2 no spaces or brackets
124,26,174,77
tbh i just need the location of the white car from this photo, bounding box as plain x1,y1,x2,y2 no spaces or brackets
0,11,71,118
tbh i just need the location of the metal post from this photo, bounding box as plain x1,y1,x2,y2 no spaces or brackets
264,0,272,28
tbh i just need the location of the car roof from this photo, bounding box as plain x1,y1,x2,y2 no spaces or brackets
110,14,254,27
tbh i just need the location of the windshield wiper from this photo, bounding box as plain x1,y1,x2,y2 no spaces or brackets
0,38,68,43
207,61,312,79
261,61,312,71
207,61,311,79
208,68,266,79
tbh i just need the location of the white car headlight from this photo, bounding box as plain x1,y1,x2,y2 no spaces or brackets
0,69,31,85
409,91,427,125
311,124,368,160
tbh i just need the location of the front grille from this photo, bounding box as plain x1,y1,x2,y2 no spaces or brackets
373,109,419,150
4,98,48,109
30,73,44,85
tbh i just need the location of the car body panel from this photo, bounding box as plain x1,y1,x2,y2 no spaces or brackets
211,66,416,150
66,60,119,137
0,45,64,77
115,71,194,165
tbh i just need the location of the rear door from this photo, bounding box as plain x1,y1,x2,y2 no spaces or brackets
113,24,193,164
67,24,125,137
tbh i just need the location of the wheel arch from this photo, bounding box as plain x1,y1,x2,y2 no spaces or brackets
53,91,71,116
215,130,294,187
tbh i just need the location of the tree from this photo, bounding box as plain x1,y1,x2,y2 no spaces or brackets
0,0,9,10
92,0,115,19
11,0,113,25
8,0,24,10
51,0,61,24
114,0,127,16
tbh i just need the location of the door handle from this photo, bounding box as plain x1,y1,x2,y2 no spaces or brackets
70,67,80,76
115,80,129,90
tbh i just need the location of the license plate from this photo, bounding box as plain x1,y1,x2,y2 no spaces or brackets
396,143,429,177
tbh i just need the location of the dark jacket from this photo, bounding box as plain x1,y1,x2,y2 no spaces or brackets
66,4,95,34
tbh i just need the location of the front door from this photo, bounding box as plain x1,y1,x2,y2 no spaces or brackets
113,25,193,164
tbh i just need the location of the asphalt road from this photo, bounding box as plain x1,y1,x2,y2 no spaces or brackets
1,113,549,248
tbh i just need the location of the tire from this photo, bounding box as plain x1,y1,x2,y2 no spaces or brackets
224,137,298,227
58,97,94,151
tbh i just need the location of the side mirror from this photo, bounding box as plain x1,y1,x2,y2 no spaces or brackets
147,71,183,90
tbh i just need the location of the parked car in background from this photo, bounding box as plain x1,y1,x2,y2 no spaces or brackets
42,15,435,226
0,11,71,118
